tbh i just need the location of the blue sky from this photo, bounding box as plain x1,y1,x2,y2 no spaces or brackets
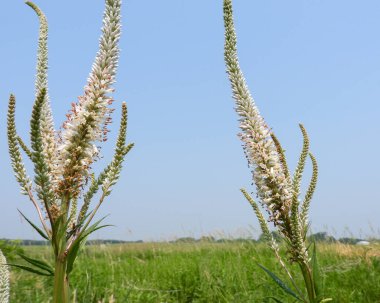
0,0,379,241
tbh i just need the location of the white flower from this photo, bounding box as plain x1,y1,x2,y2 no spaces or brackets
0,249,9,303
57,0,122,195
224,0,293,226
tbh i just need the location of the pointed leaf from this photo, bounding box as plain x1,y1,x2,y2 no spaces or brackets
258,263,302,301
7,263,53,276
66,239,82,275
18,210,49,240
66,216,111,274
18,254,54,275
81,224,112,241
67,225,112,274
51,214,65,254
78,215,109,242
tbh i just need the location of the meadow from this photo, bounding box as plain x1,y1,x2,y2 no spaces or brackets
10,241,380,302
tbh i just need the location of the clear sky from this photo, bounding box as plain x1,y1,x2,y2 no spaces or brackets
0,0,379,241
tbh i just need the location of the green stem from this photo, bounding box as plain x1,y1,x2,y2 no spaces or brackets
299,262,316,303
53,256,69,303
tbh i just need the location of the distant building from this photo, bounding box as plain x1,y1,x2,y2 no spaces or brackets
356,240,370,246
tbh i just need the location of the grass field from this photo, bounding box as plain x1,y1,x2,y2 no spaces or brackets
9,242,380,302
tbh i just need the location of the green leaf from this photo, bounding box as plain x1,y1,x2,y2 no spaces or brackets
66,216,111,274
319,299,333,302
18,253,54,275
7,263,53,276
18,209,49,240
66,239,82,275
258,263,302,301
82,224,112,241
51,214,66,254
79,215,109,241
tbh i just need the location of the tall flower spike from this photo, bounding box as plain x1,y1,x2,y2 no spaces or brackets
7,94,31,195
58,0,122,198
77,102,133,226
30,88,55,222
300,152,318,232
26,2,59,190
102,102,133,195
290,124,310,261
240,189,274,246
0,249,10,303
224,1,325,301
223,0,293,233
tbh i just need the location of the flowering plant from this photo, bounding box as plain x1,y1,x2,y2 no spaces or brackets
223,0,332,302
7,1,132,302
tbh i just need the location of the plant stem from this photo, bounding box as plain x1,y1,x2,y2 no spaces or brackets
299,262,316,303
53,256,69,303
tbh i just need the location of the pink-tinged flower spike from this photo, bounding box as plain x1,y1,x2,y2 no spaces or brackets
58,0,122,198
223,0,293,236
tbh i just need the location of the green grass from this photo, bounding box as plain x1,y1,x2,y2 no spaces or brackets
10,242,380,302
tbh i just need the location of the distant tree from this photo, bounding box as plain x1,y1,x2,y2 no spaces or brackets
174,237,196,243
199,236,216,242
338,237,359,245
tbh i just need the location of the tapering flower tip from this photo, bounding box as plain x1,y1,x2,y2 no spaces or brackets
0,249,10,303
25,1,34,7
223,0,292,227
26,0,59,195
